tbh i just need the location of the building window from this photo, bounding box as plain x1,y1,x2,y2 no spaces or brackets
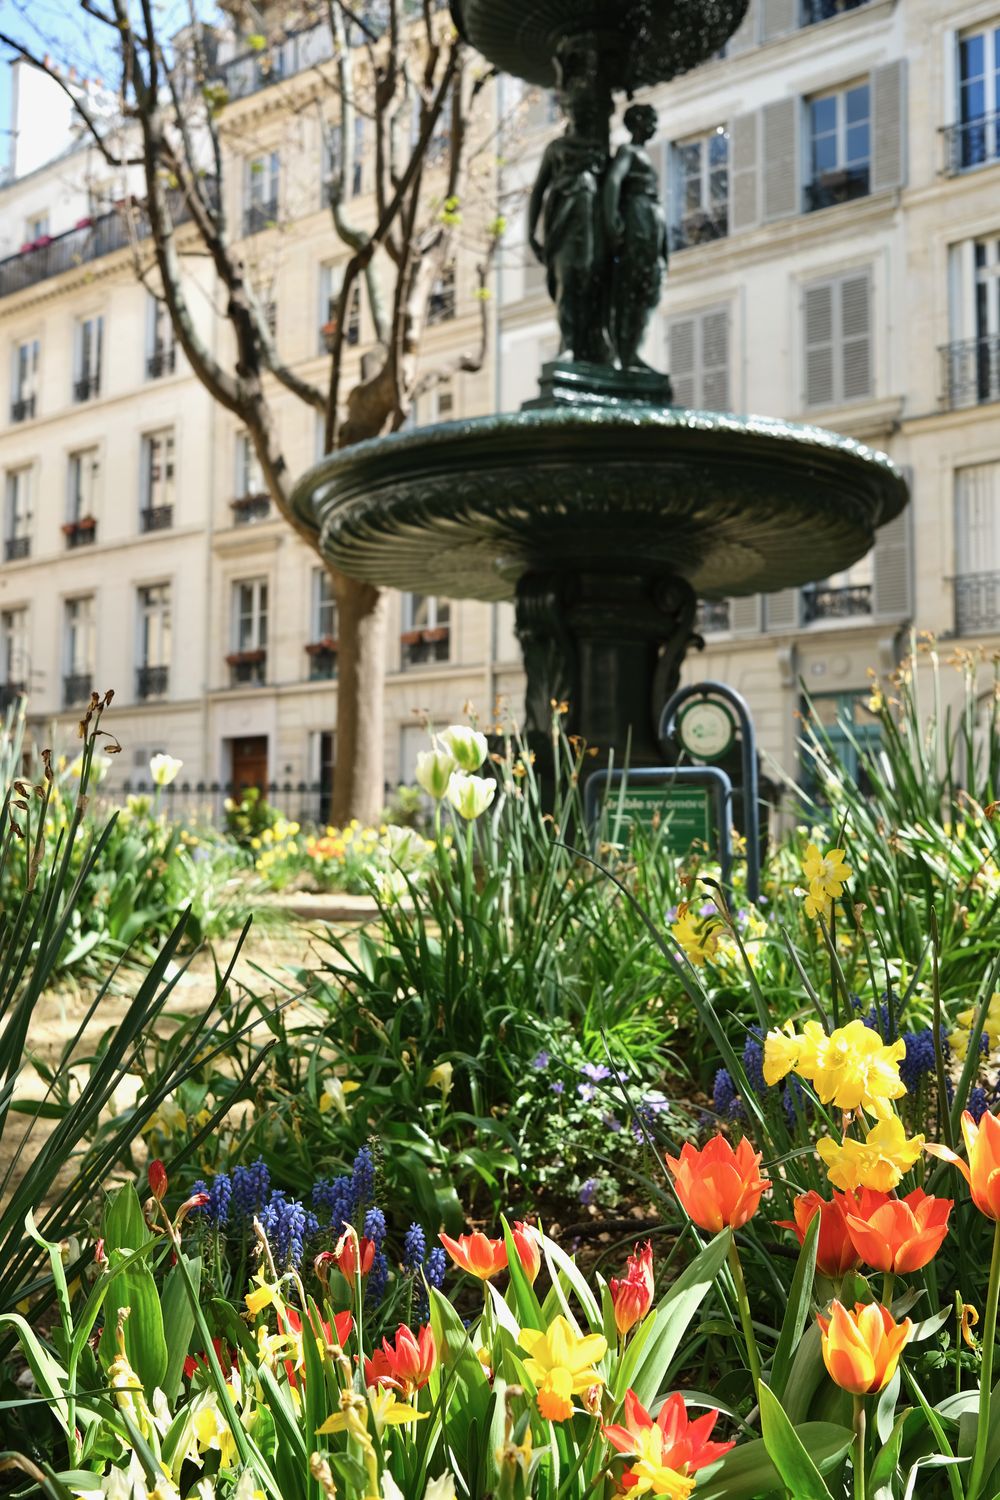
65,449,100,549
232,433,270,524
800,0,869,26
228,577,268,685
307,567,338,679
803,270,873,408
952,23,1000,172
146,294,176,379
137,583,171,700
801,691,881,798
670,128,729,250
4,467,32,562
244,151,280,235
400,593,450,668
955,461,1000,634
319,267,361,351
73,314,103,402
140,429,175,532
24,213,49,242
1,607,28,698
942,235,1000,409
805,83,870,212
695,600,731,634
10,339,38,422
64,596,95,707
802,553,874,622
428,263,456,323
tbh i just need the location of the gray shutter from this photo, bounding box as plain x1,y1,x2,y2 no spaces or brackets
872,479,913,618
730,595,762,632
668,316,698,406
871,60,907,193
804,280,836,408
765,588,801,630
840,272,873,402
729,112,760,233
726,0,758,55
762,98,799,221
760,0,797,42
700,308,730,411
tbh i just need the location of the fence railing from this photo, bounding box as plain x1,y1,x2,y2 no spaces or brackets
114,777,333,827
942,112,1000,175
955,572,1000,636
939,336,1000,410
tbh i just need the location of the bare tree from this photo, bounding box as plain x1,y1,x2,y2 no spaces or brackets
1,0,501,821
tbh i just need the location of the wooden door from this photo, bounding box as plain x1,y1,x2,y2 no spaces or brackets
231,735,268,795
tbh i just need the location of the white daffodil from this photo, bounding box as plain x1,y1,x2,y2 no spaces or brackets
439,724,488,772
446,771,496,820
424,1477,459,1500
415,749,456,799
149,753,183,787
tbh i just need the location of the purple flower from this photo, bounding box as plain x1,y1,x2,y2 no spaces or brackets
404,1223,426,1270
602,1113,622,1133
579,1177,598,1206
531,1050,550,1070
580,1062,612,1083
698,901,717,917
550,1080,564,1095
577,1083,595,1103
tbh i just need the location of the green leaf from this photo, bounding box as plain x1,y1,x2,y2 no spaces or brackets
695,1422,854,1500
627,1229,731,1413
500,1216,543,1332
102,1184,151,1254
160,1253,201,1401
97,1249,167,1397
769,1211,818,1401
758,1381,836,1499
869,1409,907,1499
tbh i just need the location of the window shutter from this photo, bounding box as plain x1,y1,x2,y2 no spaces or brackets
760,0,797,42
804,280,836,407
765,588,801,630
840,272,873,402
730,595,762,633
700,308,730,411
726,0,758,55
668,316,698,406
729,112,760,232
872,489,913,618
762,98,799,221
871,60,907,193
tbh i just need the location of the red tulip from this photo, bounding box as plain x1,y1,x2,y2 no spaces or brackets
336,1234,375,1280
844,1187,953,1274
666,1135,769,1232
512,1221,542,1283
365,1323,436,1394
777,1191,860,1278
604,1389,735,1489
148,1159,168,1202
609,1242,655,1336
281,1305,353,1387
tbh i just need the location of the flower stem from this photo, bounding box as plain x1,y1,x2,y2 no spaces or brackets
882,1271,895,1311
853,1395,867,1500
728,1238,762,1404
967,1219,1000,1500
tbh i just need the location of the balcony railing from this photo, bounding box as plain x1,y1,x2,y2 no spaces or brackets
73,373,100,403
670,208,728,253
802,583,873,622
243,198,279,236
10,395,35,422
401,627,450,669
0,183,216,301
146,347,176,379
63,517,97,549
800,0,869,24
939,336,1000,410
227,649,267,686
4,536,30,562
306,639,338,680
955,572,1000,636
942,112,1000,176
136,664,169,700
696,599,731,634
64,671,93,707
0,682,26,710
231,493,271,525
805,166,870,213
140,504,174,533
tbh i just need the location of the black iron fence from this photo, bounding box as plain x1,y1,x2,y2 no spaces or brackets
64,672,93,707
10,396,34,422
955,573,1000,636
140,505,174,533
4,537,30,562
943,112,1000,175
940,336,1000,410
114,777,332,827
146,347,176,379
136,664,169,701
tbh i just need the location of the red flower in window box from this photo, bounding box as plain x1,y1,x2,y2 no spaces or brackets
421,626,449,644
75,216,94,230
399,628,423,646
225,648,266,666
305,637,338,655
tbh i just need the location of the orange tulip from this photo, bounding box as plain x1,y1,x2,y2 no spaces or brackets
609,1242,655,1336
665,1135,769,1233
817,1300,913,1395
336,1234,375,1280
365,1323,436,1395
927,1109,1000,1220
439,1230,508,1280
844,1187,952,1274
512,1221,542,1284
777,1191,860,1278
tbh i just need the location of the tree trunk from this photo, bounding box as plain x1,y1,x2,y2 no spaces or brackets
331,573,387,825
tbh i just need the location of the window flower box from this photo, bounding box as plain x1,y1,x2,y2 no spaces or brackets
305,637,339,655
225,648,266,666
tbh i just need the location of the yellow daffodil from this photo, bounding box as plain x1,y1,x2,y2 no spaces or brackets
192,1392,238,1466
427,1061,453,1102
817,1113,925,1192
808,1020,907,1117
367,1384,428,1432
802,843,852,920
518,1316,607,1422
319,1077,361,1118
671,906,720,968
245,1275,282,1317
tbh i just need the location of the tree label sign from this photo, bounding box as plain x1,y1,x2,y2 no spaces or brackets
617,783,714,854
676,698,737,762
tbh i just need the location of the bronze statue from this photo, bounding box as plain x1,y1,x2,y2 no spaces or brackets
604,102,667,372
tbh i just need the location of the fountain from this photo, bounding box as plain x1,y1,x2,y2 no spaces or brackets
291,0,908,768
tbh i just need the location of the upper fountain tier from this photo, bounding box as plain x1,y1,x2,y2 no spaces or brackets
449,0,751,91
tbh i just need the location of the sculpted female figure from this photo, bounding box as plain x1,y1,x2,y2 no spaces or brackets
603,102,667,371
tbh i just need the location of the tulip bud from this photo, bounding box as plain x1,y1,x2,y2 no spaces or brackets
512,1221,542,1284
608,1242,654,1336
439,725,488,772
336,1233,375,1280
415,749,457,799
148,1159,168,1202
446,771,496,820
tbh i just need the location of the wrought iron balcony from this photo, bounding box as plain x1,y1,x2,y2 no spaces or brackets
64,671,93,707
0,183,216,301
243,199,279,236
10,395,35,422
805,166,870,213
939,336,1000,410
401,627,450,668
696,599,731,633
231,493,271,525
140,505,174,533
306,640,338,680
146,347,176,379
136,664,169,700
955,572,1000,636
227,649,267,686
670,208,728,253
4,536,30,562
73,373,100,403
64,518,97,549
800,0,869,24
802,583,873,622
942,112,1000,176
